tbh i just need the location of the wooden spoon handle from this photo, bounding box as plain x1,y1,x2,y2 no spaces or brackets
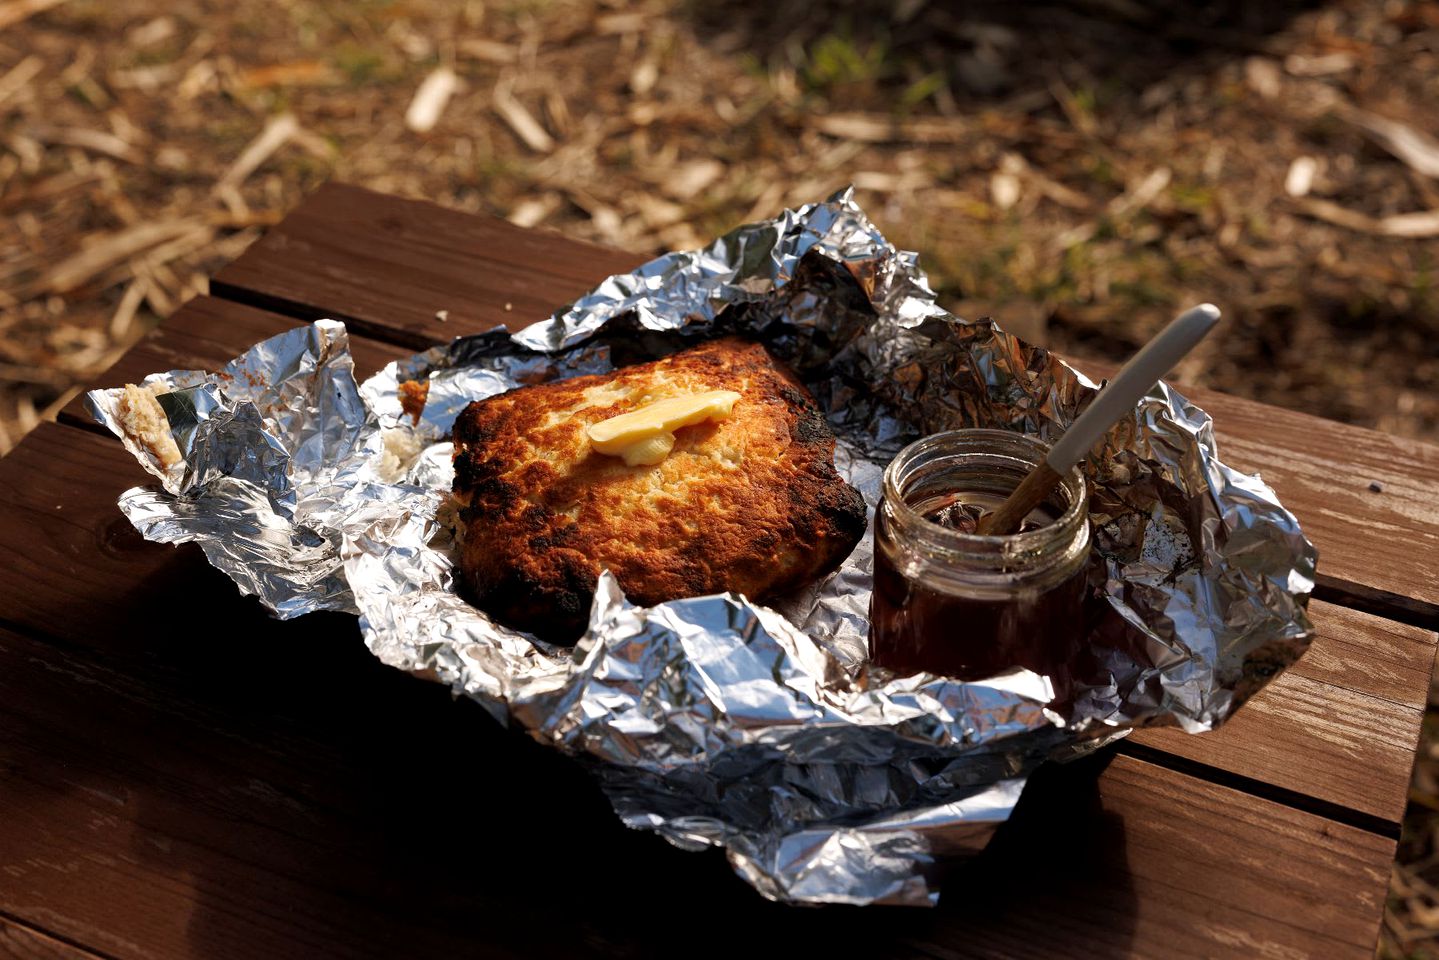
976,303,1222,537
975,462,1063,536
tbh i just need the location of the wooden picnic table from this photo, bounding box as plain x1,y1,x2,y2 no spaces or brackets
3,183,1438,959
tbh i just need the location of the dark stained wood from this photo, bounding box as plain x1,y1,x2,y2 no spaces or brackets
4,184,1428,958
0,619,1397,959
0,421,1424,827
59,297,407,428
918,751,1394,960
0,917,100,960
211,183,646,350
210,185,1439,624
0,620,537,960
1130,599,1434,825
50,293,1439,828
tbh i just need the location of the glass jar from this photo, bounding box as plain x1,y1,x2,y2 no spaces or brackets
869,429,1090,683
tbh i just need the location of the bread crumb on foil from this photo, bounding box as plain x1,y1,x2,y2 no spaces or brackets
116,383,182,469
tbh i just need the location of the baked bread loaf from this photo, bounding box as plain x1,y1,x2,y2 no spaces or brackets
451,338,867,642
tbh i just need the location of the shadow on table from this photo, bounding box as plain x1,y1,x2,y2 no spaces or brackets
11,535,1133,958
931,752,1137,957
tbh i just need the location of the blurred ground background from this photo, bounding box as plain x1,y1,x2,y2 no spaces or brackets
2,0,1437,953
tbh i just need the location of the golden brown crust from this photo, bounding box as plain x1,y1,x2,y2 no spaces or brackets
398,379,429,425
452,338,867,642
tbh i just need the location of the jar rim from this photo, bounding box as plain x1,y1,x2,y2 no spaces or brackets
881,428,1088,556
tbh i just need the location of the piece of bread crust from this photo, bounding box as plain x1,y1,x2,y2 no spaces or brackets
117,383,182,469
398,379,429,424
452,338,867,642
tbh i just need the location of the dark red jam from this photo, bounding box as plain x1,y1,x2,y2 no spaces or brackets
869,491,1086,683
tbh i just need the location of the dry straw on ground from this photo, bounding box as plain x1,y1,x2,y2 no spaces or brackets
2,1,1438,953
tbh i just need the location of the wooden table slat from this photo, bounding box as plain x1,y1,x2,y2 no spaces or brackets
919,750,1393,960
0,414,1429,828
39,291,1439,826
212,183,1439,624
5,181,1427,957
211,183,645,350
0,916,101,960
0,617,1395,959
1129,601,1433,826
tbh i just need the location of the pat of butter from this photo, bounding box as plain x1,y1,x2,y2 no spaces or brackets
587,390,741,466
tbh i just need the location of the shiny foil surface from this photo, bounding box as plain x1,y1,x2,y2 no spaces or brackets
88,190,1316,906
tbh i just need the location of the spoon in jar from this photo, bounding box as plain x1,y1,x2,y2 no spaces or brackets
975,303,1222,536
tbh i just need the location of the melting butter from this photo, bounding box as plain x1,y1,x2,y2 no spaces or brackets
587,390,741,466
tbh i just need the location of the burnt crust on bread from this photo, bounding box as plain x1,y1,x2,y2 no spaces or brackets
451,338,867,642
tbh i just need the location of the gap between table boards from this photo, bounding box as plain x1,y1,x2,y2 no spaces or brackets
0,907,115,960
1114,739,1403,839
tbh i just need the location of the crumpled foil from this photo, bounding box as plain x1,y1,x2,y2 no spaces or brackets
88,189,1316,907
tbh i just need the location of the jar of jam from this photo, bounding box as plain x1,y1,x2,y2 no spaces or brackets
869,429,1090,685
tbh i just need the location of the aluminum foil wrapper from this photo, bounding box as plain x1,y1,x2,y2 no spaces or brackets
89,189,1316,906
